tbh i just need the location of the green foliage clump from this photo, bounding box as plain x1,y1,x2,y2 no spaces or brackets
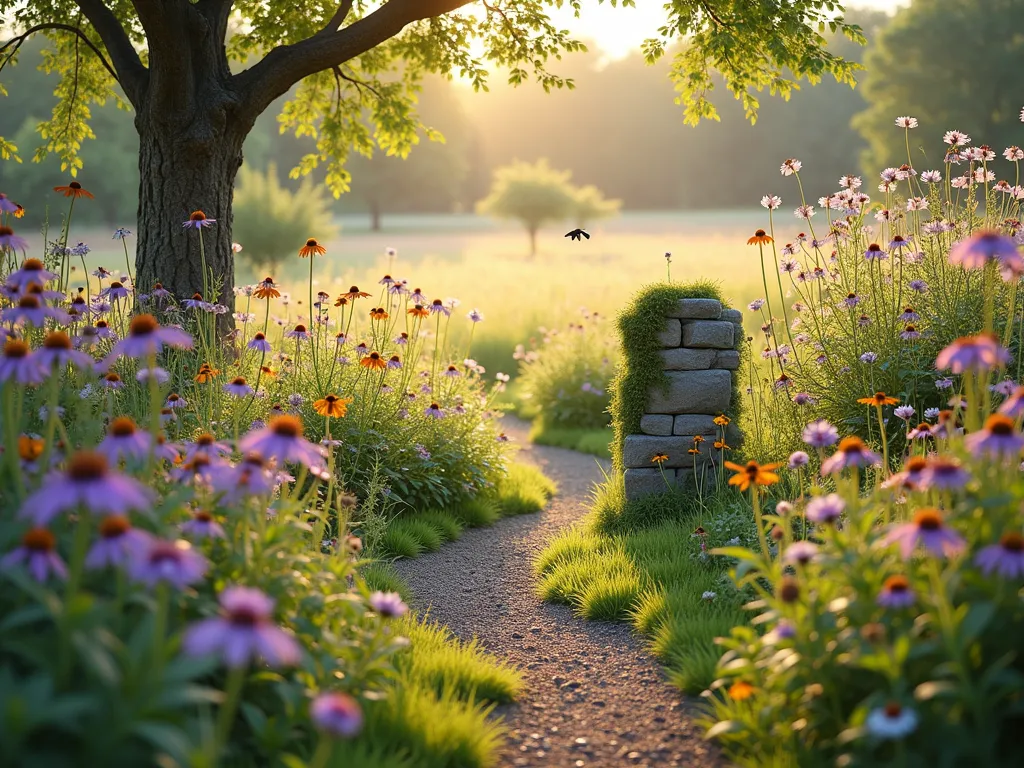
378,525,426,560
451,497,502,529
516,310,618,430
360,561,413,602
232,162,339,276
489,462,557,517
608,279,736,471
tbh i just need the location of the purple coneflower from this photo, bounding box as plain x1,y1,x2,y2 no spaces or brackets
906,423,933,441
876,575,915,609
802,420,839,449
35,332,93,370
182,433,232,462
936,334,1009,373
949,231,1024,280
100,281,131,301
893,405,915,421
86,515,153,569
0,225,29,252
183,210,216,229
866,702,919,740
964,414,1024,459
788,451,809,469
223,376,254,398
900,325,921,341
108,314,193,359
999,385,1024,418
128,537,208,589
882,508,965,559
6,258,57,289
238,416,326,470
975,532,1024,579
864,243,886,260
369,591,408,618
443,365,461,378
1,294,70,326
18,451,152,526
0,339,46,385
805,493,845,524
97,417,153,463
1,528,66,582
180,510,226,540
285,324,311,341
820,437,881,476
182,586,301,668
784,541,819,565
247,333,271,353
210,452,275,499
311,693,363,738
424,403,445,419
918,457,971,490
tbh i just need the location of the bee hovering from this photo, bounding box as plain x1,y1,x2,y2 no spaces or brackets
564,228,590,241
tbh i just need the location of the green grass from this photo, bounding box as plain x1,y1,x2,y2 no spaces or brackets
360,561,413,601
533,496,753,694
417,510,465,542
528,418,613,459
451,497,502,528
490,462,557,517
378,526,425,559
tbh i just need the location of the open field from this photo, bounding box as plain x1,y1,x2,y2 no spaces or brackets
26,210,768,377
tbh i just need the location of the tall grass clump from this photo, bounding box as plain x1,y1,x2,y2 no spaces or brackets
515,308,618,429
0,182,520,765
704,116,1024,766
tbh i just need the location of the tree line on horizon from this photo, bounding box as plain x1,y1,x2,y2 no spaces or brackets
2,1,1021,229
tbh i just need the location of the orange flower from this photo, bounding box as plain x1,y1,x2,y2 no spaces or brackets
370,307,389,321
714,440,731,450
334,296,349,307
857,392,900,407
254,277,280,300
692,435,706,443
724,460,781,491
260,365,277,377
13,203,24,218
344,286,371,301
652,453,669,465
408,304,429,318
713,414,731,426
728,681,756,701
747,229,773,246
53,180,94,199
298,238,327,258
314,394,353,418
360,352,387,371
18,435,44,461
688,447,701,455
194,363,220,383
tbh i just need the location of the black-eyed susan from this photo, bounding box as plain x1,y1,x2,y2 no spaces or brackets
688,446,701,455
714,440,731,450
724,460,781,491
344,286,371,301
408,304,429,318
728,681,756,701
857,392,900,407
369,307,389,321
693,435,706,443
360,352,387,371
53,180,94,199
194,363,220,383
747,229,773,246
651,453,669,465
298,238,327,258
713,414,731,427
314,394,353,419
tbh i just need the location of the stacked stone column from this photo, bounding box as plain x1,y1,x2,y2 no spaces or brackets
622,298,742,501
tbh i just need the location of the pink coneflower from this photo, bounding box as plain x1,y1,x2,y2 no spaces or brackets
183,210,216,229
820,437,881,475
35,332,93,370
998,385,1024,418
882,508,965,559
907,422,933,441
238,416,326,470
975,532,1024,579
918,457,971,490
805,493,845,524
948,231,1024,280
369,591,408,617
97,417,153,463
803,420,839,448
100,281,131,301
1,528,67,582
311,692,364,738
424,403,445,419
183,586,301,668
936,334,1010,373
5,258,57,289
876,575,915,608
788,451,809,469
885,456,928,491
964,414,1024,459
285,324,311,341
183,433,232,462
443,365,461,378
0,339,46,385
0,225,29,252
85,515,153,569
180,510,226,540
784,541,819,565
18,451,152,526
165,393,187,410
223,376,254,398
108,314,193,359
247,333,271,353
1,294,70,326
128,537,208,589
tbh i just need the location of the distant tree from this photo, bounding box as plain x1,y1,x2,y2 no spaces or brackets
853,0,1024,175
476,159,576,256
571,184,620,228
1,0,864,312
232,162,338,277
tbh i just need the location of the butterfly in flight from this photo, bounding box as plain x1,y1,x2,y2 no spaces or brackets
565,228,590,241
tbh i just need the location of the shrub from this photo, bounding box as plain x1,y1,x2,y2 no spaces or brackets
490,461,557,516
232,162,339,276
515,309,618,430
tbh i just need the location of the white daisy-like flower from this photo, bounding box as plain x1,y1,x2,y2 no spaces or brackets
920,170,942,183
780,158,802,176
760,194,782,210
943,130,970,146
906,197,928,211
865,703,919,740
839,174,862,189
1004,146,1024,161
895,116,918,129
794,204,815,220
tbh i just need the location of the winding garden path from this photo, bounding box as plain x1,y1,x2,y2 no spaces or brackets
395,417,722,767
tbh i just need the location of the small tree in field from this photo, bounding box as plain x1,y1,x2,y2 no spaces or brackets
232,162,339,277
476,159,576,256
571,184,620,229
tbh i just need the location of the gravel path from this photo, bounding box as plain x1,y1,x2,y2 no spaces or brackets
395,417,723,768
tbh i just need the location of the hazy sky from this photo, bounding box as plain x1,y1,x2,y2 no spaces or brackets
546,0,908,61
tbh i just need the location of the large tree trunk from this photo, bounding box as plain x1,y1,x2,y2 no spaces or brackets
134,121,244,327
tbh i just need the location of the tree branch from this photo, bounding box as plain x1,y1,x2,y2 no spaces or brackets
0,23,116,81
699,0,732,28
73,0,148,105
317,0,355,37
235,0,473,121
